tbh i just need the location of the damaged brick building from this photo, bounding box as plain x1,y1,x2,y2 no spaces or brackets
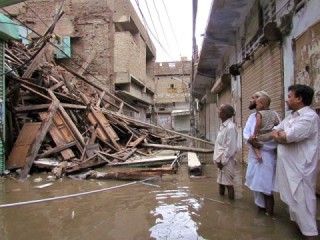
4,0,157,121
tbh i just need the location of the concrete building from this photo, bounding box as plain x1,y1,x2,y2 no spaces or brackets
3,0,156,121
151,58,191,132
194,0,320,159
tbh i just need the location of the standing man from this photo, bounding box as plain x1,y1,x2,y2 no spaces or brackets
213,104,237,200
244,91,279,215
272,84,320,239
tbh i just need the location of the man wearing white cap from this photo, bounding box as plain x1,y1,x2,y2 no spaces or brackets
243,91,280,215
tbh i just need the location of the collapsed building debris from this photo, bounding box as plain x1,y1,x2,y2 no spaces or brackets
3,23,214,181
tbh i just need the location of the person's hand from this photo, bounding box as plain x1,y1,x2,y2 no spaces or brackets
217,162,223,170
248,136,263,148
271,130,278,139
272,130,286,144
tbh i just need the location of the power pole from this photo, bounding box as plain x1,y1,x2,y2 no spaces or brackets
190,0,198,138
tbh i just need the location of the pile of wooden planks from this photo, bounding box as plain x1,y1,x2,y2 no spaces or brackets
3,33,214,180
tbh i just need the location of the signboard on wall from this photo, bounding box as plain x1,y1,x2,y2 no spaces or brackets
294,21,320,108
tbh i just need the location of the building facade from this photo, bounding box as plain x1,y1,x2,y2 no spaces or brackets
3,0,156,121
194,0,320,192
151,58,191,132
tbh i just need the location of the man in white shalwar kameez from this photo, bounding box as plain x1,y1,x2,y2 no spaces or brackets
213,104,237,200
244,91,279,215
272,84,320,239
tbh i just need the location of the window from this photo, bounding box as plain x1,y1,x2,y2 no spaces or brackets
54,36,71,59
169,62,176,68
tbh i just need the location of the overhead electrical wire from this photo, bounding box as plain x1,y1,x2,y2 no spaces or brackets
161,0,182,58
0,176,160,208
132,0,190,132
143,0,160,43
133,0,173,61
151,0,171,53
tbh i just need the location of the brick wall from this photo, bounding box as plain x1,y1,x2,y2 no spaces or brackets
114,32,147,84
154,61,191,104
7,0,114,92
113,0,156,56
155,75,190,104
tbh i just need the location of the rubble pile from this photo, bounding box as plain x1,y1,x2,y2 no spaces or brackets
3,35,213,180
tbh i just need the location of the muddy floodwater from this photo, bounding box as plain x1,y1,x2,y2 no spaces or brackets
0,154,319,240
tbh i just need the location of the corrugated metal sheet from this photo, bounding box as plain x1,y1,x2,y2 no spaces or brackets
217,85,232,107
241,43,284,163
0,41,4,173
214,86,232,141
205,103,218,143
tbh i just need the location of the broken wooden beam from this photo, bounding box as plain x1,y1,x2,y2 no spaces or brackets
103,109,215,146
58,105,85,148
39,112,76,160
14,103,87,113
141,143,214,154
108,155,178,167
20,98,60,179
37,140,76,158
60,63,139,113
187,152,202,176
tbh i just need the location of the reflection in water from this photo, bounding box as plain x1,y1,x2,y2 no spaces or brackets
0,160,319,240
150,188,205,240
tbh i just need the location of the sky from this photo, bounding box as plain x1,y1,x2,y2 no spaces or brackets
130,0,213,62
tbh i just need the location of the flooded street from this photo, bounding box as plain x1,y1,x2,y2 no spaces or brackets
0,155,319,240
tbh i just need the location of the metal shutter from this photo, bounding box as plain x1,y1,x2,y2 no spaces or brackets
205,103,218,143
217,85,232,107
241,43,284,163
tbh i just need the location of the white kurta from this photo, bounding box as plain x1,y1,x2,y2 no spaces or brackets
244,112,278,208
213,118,237,185
274,106,320,236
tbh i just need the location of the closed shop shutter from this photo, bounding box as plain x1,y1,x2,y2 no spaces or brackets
217,85,232,130
241,43,284,163
205,103,210,141
217,85,232,106
205,103,217,143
